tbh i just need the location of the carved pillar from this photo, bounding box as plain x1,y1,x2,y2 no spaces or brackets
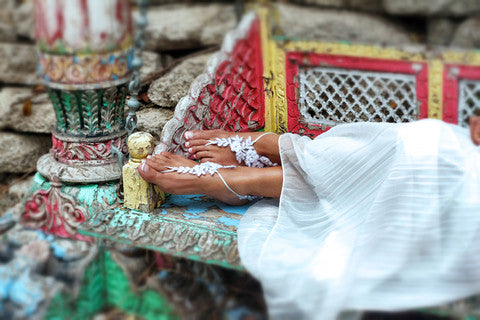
22,0,133,240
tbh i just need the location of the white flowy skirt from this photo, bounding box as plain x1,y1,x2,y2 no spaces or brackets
238,119,480,320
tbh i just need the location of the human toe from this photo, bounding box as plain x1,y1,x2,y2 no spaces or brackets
138,160,159,183
185,139,210,148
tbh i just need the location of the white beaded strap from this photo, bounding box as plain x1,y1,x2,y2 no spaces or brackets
205,132,278,168
162,162,257,201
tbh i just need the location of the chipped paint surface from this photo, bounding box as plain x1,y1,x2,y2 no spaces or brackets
21,172,120,240
80,194,253,270
123,132,165,211
163,195,250,229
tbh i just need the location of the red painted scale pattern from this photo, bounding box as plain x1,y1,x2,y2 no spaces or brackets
186,19,265,133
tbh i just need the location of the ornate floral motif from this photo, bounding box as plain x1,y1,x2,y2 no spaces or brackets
38,49,133,86
51,134,128,165
21,178,91,241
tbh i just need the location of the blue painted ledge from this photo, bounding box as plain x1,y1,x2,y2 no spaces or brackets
78,195,252,270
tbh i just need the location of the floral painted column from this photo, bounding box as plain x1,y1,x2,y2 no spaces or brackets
21,0,133,240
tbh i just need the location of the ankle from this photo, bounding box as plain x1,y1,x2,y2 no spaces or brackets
253,133,280,164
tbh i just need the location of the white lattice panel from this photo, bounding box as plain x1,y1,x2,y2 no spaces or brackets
298,67,419,126
458,79,480,128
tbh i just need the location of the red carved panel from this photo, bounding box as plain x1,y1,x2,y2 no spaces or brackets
186,18,265,133
285,52,429,137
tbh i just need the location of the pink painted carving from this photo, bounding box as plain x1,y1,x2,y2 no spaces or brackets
51,135,128,165
22,180,91,242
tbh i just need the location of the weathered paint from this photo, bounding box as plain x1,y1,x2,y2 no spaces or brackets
79,194,250,270
162,195,250,227
35,0,132,54
21,173,120,240
123,132,165,211
45,249,178,320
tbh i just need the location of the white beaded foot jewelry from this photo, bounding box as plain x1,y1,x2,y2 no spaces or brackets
161,162,257,201
205,132,277,168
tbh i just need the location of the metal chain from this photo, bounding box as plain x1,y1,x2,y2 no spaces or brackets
114,0,149,199
125,0,149,136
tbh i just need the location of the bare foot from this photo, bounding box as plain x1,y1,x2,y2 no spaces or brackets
137,152,249,205
183,129,281,166
470,116,480,145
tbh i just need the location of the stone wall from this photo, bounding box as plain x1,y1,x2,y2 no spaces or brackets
0,0,478,207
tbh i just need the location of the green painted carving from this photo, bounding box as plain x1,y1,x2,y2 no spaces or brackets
47,88,67,131
61,90,82,133
102,87,119,132
117,85,127,130
44,249,177,320
47,84,126,136
81,90,100,134
44,251,106,320
104,252,177,319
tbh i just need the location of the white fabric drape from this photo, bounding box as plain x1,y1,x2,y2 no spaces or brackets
238,119,480,320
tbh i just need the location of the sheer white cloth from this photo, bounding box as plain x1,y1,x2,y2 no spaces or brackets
238,119,480,320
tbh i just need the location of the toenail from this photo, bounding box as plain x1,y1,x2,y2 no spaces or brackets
140,161,150,173
188,148,193,153
185,141,190,147
147,155,152,159
185,131,193,140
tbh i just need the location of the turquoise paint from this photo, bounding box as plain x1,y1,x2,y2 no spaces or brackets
164,195,251,224
217,216,238,227
0,266,13,299
165,194,204,207
185,203,210,214
36,231,67,259
51,242,67,259
10,272,43,316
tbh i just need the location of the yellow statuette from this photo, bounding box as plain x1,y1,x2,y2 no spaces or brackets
123,132,165,211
